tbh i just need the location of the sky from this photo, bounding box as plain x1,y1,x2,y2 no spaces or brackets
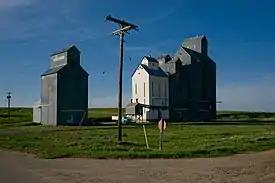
0,0,274,111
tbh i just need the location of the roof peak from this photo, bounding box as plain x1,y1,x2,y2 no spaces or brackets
157,54,170,59
143,56,158,63
51,45,80,56
184,35,206,41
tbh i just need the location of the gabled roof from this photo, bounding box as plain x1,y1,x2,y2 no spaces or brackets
143,56,158,63
157,54,172,63
41,65,65,77
183,35,206,42
181,46,215,64
51,45,80,56
157,54,169,59
131,64,168,78
141,64,168,77
181,46,201,59
166,56,180,64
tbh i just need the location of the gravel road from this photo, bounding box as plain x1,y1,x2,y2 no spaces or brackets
1,150,275,183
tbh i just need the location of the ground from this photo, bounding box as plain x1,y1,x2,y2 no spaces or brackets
1,108,275,182
1,149,275,183
2,125,275,159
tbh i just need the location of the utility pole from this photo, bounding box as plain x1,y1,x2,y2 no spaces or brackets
105,15,138,144
6,92,12,121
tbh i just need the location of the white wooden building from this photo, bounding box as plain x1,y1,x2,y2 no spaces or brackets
131,56,169,121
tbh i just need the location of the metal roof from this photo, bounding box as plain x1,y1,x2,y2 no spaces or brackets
131,63,168,78
141,64,168,77
181,46,201,59
179,46,215,65
51,45,80,56
157,54,172,64
41,65,65,76
131,56,165,77
157,54,171,60
166,56,180,64
144,56,158,63
183,35,206,42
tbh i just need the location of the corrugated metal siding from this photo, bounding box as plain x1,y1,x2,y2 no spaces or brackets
57,66,88,125
205,60,216,119
125,103,142,115
167,36,216,122
40,46,88,126
149,75,169,121
41,74,58,126
132,65,150,121
125,105,136,115
131,36,216,122
33,106,41,123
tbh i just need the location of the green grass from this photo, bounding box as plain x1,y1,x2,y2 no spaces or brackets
1,107,275,129
0,107,125,128
1,124,275,159
0,108,33,128
217,111,275,121
88,108,125,118
0,107,123,122
1,107,275,159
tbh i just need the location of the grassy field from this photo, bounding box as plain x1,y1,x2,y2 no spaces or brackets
88,108,124,118
1,107,274,123
0,107,122,120
0,108,32,127
0,107,124,128
1,125,275,159
1,107,275,159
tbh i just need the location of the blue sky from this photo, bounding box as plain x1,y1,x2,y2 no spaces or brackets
0,0,274,111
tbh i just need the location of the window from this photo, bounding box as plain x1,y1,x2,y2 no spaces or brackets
135,83,137,94
144,82,146,97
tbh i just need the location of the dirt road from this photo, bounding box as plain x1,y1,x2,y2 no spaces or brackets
1,150,275,183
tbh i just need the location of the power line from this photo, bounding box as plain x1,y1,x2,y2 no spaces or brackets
105,15,138,144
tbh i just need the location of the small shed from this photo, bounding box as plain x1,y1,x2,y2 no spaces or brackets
33,100,42,123
125,102,144,122
125,102,142,115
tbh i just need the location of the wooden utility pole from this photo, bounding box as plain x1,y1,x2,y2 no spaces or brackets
105,15,138,144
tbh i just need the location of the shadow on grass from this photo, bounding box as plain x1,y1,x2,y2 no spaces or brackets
118,141,146,147
164,120,275,126
192,121,275,126
38,147,251,159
